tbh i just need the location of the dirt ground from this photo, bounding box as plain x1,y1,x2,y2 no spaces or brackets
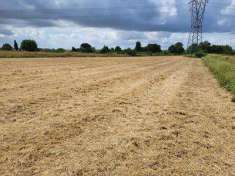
0,56,234,176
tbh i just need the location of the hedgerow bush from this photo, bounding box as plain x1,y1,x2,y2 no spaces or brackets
1,43,13,51
125,49,136,56
195,50,207,58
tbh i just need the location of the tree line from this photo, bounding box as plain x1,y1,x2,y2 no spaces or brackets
72,42,162,56
1,40,38,52
1,40,234,56
188,41,234,55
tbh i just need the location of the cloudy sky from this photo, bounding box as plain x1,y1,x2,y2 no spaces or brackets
0,0,234,49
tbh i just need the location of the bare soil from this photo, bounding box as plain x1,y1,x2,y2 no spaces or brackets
0,56,234,176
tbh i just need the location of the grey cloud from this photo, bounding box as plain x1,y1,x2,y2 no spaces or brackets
0,0,234,35
117,31,147,41
0,28,14,35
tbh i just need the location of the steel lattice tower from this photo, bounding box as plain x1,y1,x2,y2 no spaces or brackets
188,0,209,47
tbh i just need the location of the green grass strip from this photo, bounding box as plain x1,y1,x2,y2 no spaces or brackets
204,55,235,101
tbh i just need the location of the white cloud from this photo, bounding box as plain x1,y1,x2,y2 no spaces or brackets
0,0,234,49
221,0,235,15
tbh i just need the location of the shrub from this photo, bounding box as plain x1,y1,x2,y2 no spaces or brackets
187,44,199,54
195,41,233,55
110,48,115,52
115,46,122,53
125,49,136,56
195,50,207,58
21,40,38,51
72,47,77,52
209,45,233,54
162,50,170,55
1,43,13,51
56,48,66,53
199,41,211,53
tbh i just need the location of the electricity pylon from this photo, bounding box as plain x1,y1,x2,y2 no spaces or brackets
188,0,209,47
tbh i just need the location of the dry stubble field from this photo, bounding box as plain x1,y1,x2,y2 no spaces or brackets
0,56,234,176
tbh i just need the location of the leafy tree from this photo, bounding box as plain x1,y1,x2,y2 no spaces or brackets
223,45,233,54
80,43,94,53
81,43,91,48
56,48,66,53
100,46,110,53
1,43,13,51
14,40,19,51
174,42,185,54
110,48,115,52
72,47,77,52
209,45,233,54
188,42,233,55
21,40,38,51
168,42,185,54
125,48,136,56
145,44,161,53
187,44,199,53
115,46,122,53
168,45,175,53
199,41,211,53
135,41,142,52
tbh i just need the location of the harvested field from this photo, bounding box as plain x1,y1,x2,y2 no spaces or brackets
0,56,234,176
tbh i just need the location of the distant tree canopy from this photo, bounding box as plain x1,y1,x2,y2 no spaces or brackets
21,40,38,51
1,43,13,51
100,46,110,53
124,48,136,56
188,41,233,54
14,40,19,51
135,41,142,52
1,39,234,56
198,41,211,53
187,44,199,53
110,48,115,52
72,47,77,52
168,42,185,54
115,46,122,53
80,43,94,53
55,48,66,53
145,44,161,53
209,45,233,54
